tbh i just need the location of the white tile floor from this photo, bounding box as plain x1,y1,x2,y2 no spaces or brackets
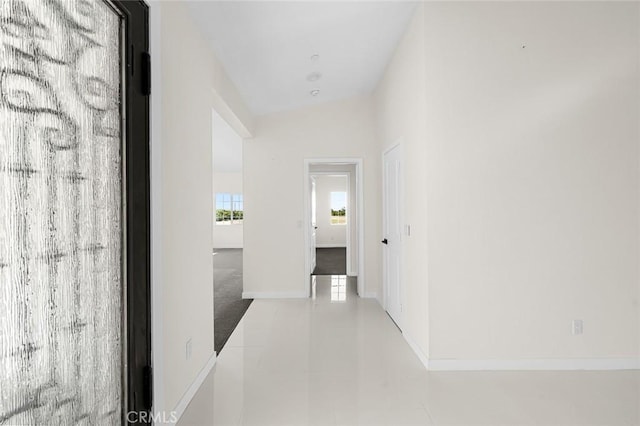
178,277,640,426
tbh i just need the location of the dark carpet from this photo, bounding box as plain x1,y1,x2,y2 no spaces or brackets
213,248,252,353
312,247,347,275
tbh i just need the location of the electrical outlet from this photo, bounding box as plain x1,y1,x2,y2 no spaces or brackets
572,320,583,335
186,338,192,360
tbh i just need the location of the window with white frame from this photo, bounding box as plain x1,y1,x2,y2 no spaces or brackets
215,193,243,225
330,191,347,225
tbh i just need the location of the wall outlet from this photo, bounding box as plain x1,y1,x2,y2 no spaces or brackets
186,338,192,360
572,320,583,335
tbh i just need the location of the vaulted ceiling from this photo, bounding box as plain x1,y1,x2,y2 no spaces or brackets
188,1,418,116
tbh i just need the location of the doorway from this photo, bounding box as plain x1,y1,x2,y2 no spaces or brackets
310,173,349,275
304,159,364,297
0,0,151,424
211,109,250,353
382,143,403,329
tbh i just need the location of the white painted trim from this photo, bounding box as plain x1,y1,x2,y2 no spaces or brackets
148,0,165,419
304,159,365,297
316,244,347,248
375,294,384,308
170,352,217,423
345,172,352,275
403,332,429,370
242,291,308,299
356,161,364,293
428,358,640,371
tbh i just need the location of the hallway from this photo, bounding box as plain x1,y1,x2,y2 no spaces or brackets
0,1,638,424
178,277,639,426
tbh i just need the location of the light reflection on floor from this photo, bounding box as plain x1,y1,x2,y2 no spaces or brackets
310,275,357,302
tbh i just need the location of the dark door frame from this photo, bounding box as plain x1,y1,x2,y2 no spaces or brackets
110,0,152,424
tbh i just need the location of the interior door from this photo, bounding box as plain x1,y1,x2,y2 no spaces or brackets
310,176,317,273
383,145,403,328
0,0,151,424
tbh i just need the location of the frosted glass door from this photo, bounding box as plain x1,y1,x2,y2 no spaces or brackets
0,0,125,424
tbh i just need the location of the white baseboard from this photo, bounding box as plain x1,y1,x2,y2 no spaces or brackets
172,352,217,422
316,244,347,248
371,294,383,308
428,358,640,371
242,291,308,299
403,332,429,370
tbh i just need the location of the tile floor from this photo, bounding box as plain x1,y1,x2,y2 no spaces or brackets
178,276,640,426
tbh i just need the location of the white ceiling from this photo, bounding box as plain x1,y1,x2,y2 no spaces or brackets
213,110,243,173
187,1,418,116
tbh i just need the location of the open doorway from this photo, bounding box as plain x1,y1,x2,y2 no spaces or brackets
212,110,251,353
311,174,349,275
304,159,364,298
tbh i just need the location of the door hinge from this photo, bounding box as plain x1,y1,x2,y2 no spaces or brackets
144,365,153,410
141,52,151,96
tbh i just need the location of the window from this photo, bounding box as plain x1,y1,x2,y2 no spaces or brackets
216,193,243,225
330,191,347,225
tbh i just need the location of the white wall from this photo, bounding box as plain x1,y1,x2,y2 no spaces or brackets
213,172,243,249
375,3,429,360
153,0,253,416
244,96,380,298
377,2,640,366
427,1,639,363
314,175,347,247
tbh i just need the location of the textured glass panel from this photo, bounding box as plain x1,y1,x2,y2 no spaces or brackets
0,0,123,424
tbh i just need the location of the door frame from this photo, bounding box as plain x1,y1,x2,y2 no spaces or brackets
303,159,364,296
310,175,317,273
382,142,404,328
112,0,152,422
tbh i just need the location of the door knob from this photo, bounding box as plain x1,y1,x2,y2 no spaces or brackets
381,238,388,245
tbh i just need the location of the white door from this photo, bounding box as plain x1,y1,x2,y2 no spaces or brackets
310,176,317,273
383,145,403,328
